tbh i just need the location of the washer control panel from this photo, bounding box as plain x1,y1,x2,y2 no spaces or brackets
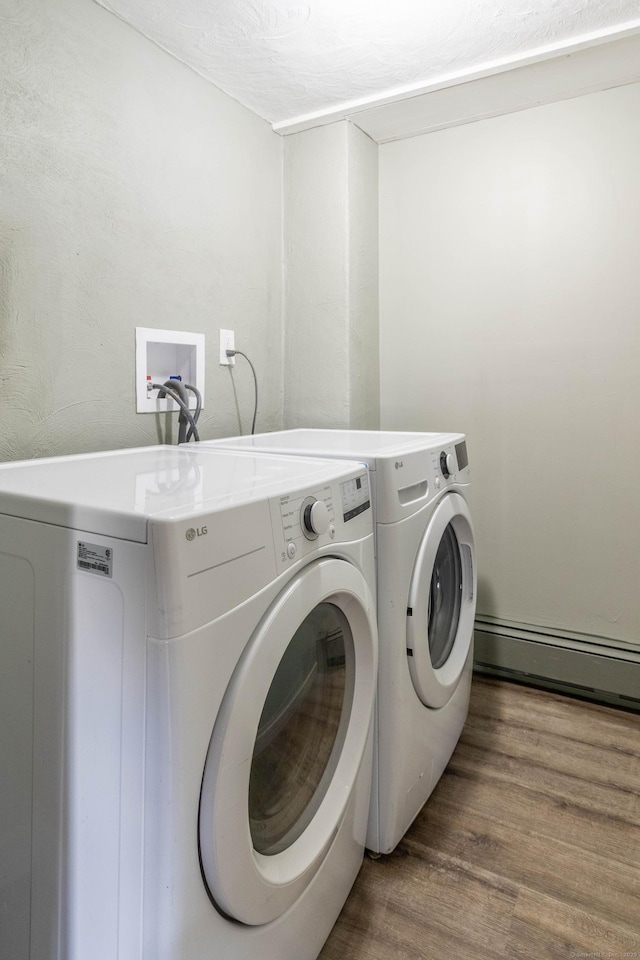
439,451,455,478
436,439,470,481
374,434,470,524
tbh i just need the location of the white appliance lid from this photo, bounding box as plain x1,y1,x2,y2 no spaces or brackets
208,429,465,464
0,445,366,542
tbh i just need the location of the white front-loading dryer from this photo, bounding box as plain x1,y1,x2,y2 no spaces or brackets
203,430,477,854
0,445,377,959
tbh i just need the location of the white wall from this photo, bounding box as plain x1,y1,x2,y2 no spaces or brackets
380,82,640,649
283,121,379,429
347,123,381,429
0,0,283,460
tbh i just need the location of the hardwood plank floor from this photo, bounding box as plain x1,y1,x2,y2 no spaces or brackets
319,675,640,960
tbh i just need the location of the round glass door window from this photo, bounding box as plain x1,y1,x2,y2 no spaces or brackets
428,523,463,670
249,602,353,856
406,493,476,709
198,557,376,926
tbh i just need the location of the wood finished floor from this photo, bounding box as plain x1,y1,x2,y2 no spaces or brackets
319,675,640,960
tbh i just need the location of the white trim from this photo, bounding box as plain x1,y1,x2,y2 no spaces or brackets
272,21,640,137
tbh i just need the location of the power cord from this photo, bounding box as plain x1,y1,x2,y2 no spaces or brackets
226,349,258,434
149,380,201,443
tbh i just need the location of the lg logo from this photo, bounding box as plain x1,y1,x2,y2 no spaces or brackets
185,526,208,541
395,460,404,470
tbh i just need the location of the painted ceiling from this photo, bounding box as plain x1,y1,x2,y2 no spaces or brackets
95,0,640,139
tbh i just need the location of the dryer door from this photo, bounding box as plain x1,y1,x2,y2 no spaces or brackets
406,493,476,709
198,557,377,926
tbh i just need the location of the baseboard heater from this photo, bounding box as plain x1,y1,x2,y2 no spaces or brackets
473,616,640,711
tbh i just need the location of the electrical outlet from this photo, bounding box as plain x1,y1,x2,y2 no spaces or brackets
219,329,235,365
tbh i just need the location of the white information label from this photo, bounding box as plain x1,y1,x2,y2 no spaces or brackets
77,541,113,578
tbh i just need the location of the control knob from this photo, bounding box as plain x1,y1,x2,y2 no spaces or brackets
302,498,330,539
440,451,455,478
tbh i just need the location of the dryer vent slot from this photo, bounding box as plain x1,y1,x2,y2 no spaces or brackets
398,480,428,505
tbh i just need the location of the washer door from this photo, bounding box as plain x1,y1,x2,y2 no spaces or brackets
198,557,377,926
406,493,476,709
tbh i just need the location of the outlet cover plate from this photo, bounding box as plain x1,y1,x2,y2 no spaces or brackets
219,329,235,365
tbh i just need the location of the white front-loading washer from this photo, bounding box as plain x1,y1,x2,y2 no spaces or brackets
0,445,377,959
203,430,477,854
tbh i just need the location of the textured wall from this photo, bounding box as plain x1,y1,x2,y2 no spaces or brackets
379,82,640,649
0,0,283,461
283,121,379,430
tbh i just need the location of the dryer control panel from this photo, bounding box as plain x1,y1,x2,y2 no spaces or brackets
271,469,372,569
340,473,371,523
279,485,334,545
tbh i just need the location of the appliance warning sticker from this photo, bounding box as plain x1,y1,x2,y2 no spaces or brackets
77,541,113,578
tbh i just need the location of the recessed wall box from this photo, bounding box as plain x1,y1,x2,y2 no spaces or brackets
136,328,205,414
